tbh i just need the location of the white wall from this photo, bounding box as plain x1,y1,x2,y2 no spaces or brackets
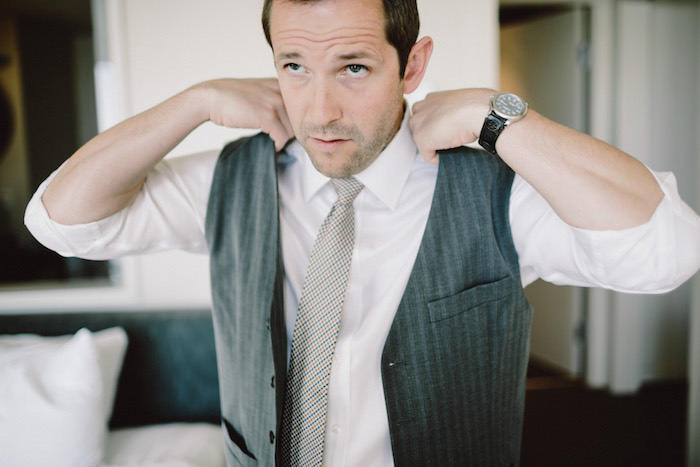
119,0,497,159
121,0,498,308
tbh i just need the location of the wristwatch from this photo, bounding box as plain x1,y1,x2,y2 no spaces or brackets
478,92,528,155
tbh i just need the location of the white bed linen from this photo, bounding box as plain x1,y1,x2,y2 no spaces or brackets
102,423,225,467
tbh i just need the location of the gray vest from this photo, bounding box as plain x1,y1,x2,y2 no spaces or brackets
205,133,532,466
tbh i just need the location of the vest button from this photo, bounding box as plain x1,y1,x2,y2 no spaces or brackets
269,431,275,444
271,375,275,388
266,319,271,330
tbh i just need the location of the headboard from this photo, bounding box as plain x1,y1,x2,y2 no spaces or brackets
0,308,220,429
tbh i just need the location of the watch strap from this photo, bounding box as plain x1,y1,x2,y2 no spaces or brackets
478,111,507,155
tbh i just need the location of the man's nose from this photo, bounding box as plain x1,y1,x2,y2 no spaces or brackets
308,79,342,126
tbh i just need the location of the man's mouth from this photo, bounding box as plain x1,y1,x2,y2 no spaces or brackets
309,137,350,150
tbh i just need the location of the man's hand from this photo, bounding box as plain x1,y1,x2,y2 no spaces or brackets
409,88,494,164
196,78,293,151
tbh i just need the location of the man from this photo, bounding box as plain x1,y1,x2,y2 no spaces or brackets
25,0,699,465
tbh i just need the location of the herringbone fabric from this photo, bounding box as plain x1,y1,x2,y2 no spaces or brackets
280,177,364,467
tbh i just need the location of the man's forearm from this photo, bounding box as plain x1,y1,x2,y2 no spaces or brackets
410,89,664,231
42,86,208,225
41,78,293,226
497,109,664,230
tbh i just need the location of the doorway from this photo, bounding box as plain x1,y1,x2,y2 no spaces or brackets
500,4,591,376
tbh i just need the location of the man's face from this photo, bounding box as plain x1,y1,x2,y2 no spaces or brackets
269,0,405,178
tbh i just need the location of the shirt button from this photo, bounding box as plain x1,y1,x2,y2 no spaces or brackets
269,431,275,444
333,353,342,363
330,425,341,434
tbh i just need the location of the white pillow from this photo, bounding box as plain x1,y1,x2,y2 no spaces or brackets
90,327,129,421
0,327,128,467
102,423,225,467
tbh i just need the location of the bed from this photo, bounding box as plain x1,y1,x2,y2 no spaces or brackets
0,308,224,467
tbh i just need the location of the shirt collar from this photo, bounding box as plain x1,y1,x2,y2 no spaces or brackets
284,107,418,210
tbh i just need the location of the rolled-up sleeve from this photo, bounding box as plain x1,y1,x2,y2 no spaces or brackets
512,171,700,293
24,150,219,260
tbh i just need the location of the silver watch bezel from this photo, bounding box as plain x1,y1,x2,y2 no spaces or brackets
490,92,529,124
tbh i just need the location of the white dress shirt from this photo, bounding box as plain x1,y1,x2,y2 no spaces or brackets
25,112,700,467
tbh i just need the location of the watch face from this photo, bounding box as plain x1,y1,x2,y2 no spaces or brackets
493,93,527,118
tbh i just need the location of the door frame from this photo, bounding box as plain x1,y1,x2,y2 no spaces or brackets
499,0,616,388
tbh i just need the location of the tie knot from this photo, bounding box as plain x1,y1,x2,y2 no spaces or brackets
331,177,364,204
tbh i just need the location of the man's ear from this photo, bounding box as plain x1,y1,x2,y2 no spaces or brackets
403,36,434,94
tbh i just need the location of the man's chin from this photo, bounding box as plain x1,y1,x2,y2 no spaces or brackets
308,156,355,179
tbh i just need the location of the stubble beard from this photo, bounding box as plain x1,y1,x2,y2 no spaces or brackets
299,96,404,179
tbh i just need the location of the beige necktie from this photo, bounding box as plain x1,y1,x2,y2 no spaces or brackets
280,177,364,467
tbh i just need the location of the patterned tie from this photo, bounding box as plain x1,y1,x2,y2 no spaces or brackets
280,177,364,467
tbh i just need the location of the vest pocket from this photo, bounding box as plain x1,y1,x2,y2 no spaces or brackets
427,276,516,323
222,417,258,464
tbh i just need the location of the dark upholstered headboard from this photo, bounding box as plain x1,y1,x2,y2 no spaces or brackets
0,309,220,429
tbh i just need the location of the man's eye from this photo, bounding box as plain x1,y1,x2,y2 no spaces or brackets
345,64,368,76
285,63,306,74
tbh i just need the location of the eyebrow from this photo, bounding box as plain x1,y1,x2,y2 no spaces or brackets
275,52,302,62
274,51,377,62
337,51,374,61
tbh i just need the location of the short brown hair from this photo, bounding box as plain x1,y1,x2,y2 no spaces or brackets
261,0,420,78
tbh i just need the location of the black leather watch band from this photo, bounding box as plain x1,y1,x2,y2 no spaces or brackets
478,111,507,155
